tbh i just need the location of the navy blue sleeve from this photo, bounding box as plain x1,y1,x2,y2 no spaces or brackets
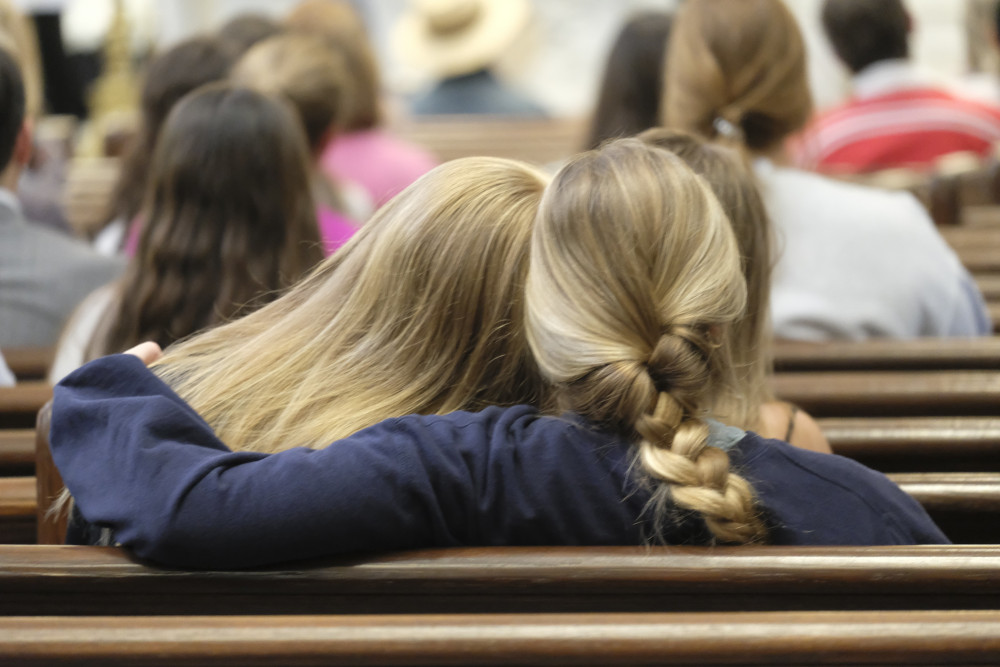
736,435,950,545
51,355,501,568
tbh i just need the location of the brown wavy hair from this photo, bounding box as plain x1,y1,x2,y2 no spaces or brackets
89,84,323,357
106,37,235,231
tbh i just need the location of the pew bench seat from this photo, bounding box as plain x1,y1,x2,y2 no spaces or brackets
3,545,1000,615
0,430,33,475
3,610,999,666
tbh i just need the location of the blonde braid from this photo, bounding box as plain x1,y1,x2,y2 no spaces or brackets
527,138,768,545
636,331,764,544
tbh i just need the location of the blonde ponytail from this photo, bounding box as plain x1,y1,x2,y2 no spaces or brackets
527,139,767,544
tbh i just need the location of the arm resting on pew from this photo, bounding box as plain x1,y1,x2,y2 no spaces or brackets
48,356,949,569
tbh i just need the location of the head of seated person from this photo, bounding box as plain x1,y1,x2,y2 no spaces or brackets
151,156,551,452
821,0,910,75
217,12,283,58
0,41,27,191
230,33,355,226
111,36,236,226
663,0,812,158
284,0,382,134
637,129,771,432
526,138,765,544
586,10,674,150
89,84,324,359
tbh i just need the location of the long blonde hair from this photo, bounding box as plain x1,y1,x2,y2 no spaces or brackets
153,157,550,452
638,128,774,430
526,138,766,544
663,0,812,153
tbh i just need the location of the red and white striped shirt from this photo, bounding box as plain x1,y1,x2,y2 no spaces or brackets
795,61,1000,174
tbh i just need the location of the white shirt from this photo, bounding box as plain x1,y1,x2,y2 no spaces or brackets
756,159,990,340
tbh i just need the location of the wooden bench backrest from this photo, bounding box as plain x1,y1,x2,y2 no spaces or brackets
820,417,1000,472
0,383,52,429
3,545,1000,615
391,115,586,166
3,610,999,666
2,347,52,382
773,338,1000,372
0,430,33,476
771,370,1000,417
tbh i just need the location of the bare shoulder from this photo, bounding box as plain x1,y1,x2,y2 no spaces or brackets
758,401,833,455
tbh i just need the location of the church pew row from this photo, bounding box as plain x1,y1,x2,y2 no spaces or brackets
977,274,1000,300
3,610,1000,666
2,347,52,382
392,115,586,166
0,477,33,544
0,383,52,429
3,545,1000,616
819,417,1000,472
11,473,1000,547
0,430,33,476
990,302,1000,333
771,370,1000,418
773,338,1000,372
940,225,1000,249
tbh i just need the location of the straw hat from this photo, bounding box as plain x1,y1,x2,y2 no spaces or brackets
394,0,532,79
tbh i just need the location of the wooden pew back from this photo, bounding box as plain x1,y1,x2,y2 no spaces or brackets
3,610,999,666
391,115,585,166
2,545,1000,616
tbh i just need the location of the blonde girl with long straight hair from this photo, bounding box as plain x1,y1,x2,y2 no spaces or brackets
638,128,831,454
50,139,948,568
150,156,550,453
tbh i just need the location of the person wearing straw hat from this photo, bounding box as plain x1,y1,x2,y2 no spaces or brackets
395,0,547,116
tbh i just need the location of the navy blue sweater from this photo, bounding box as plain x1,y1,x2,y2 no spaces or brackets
50,355,948,568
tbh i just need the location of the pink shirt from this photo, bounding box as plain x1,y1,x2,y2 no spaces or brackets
321,129,437,208
316,205,357,255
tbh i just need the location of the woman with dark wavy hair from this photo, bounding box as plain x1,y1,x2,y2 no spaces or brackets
50,84,323,380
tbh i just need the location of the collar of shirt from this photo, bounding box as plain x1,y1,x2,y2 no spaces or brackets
851,59,938,101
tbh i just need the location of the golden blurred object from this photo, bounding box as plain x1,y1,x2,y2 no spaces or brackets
77,0,139,158
61,156,121,238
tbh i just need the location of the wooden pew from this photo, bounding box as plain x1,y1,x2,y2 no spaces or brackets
0,430,33,476
3,610,999,666
0,478,34,544
773,338,1000,372
391,115,586,166
3,545,1000,616
1,347,52,382
977,274,1000,300
771,370,1000,418
0,383,52,429
820,417,1000,472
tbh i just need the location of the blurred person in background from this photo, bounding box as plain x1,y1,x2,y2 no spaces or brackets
50,84,324,381
797,0,1000,173
287,0,436,210
0,46,123,348
585,10,673,150
396,0,547,117
93,35,234,254
232,32,360,252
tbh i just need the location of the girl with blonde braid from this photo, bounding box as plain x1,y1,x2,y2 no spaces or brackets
51,140,946,568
